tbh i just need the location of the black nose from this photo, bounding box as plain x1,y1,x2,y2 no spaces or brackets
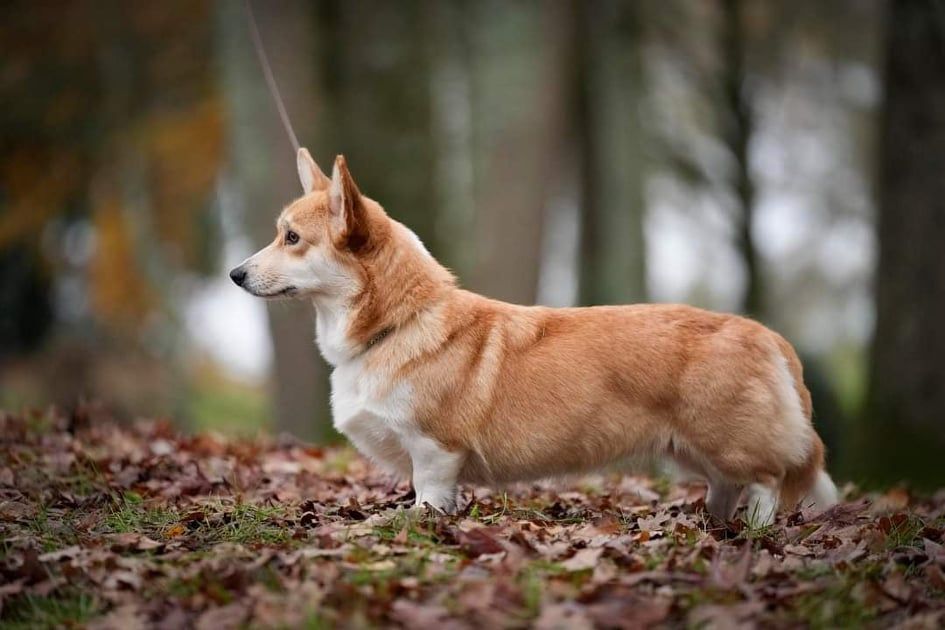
229,267,247,287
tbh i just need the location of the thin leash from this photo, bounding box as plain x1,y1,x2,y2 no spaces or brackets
244,0,301,153
245,0,394,351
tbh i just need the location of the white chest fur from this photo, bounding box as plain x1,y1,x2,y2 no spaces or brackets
330,360,415,476
314,297,356,367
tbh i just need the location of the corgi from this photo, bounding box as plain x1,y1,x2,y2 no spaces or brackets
230,148,838,525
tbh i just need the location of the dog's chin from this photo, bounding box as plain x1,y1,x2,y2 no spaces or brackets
246,286,299,300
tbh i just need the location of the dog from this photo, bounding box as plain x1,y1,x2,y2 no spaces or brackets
230,148,838,525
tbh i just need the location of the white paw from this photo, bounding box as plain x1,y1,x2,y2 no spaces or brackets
745,483,778,527
414,493,457,515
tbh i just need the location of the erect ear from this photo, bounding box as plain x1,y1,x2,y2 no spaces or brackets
297,147,330,194
329,155,370,250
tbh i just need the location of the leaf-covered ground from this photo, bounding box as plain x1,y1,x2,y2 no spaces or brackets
1,409,943,629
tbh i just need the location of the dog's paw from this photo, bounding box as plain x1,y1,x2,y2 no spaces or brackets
412,498,456,515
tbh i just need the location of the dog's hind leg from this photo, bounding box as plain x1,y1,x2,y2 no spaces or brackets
705,481,743,522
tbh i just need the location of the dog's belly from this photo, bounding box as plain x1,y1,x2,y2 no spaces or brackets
330,365,413,476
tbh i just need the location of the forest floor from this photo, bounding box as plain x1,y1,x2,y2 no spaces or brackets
1,408,944,629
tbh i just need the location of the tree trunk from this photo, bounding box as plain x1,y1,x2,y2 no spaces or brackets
863,0,945,486
467,0,572,305
576,0,648,306
425,0,476,277
720,0,762,318
217,0,331,442
326,1,439,257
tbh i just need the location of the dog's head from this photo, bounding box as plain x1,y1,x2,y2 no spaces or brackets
229,149,387,300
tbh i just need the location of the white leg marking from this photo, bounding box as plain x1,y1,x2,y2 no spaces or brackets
405,433,464,514
746,483,778,527
803,469,839,512
706,481,743,522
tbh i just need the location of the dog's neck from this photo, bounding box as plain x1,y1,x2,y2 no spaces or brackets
311,294,358,366
311,284,449,368
312,224,455,367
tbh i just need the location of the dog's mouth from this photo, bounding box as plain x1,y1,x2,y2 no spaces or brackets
252,286,298,298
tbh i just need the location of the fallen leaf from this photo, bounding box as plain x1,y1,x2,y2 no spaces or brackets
87,604,146,630
689,601,765,629
195,602,248,630
390,599,451,627
561,547,603,572
534,602,594,630
924,564,945,591
584,586,671,630
164,523,187,539
873,487,910,512
107,533,163,552
783,543,813,557
392,524,409,545
38,545,82,562
457,527,505,557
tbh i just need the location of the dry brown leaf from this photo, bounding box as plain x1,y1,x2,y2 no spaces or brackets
107,533,163,552
194,602,249,630
87,604,146,630
163,523,187,539
457,527,505,557
561,547,603,572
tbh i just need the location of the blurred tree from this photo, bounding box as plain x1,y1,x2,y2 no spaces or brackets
322,1,439,257
1,1,223,414
575,0,648,306
718,0,762,318
643,0,766,317
467,0,572,304
864,0,945,486
0,1,100,361
0,246,53,359
217,0,332,442
425,0,476,277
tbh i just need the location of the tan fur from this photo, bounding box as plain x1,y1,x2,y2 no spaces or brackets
236,153,835,520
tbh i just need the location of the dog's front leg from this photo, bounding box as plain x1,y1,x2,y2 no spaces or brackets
404,432,464,514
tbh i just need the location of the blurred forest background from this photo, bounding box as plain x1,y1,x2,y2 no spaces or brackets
1,0,943,488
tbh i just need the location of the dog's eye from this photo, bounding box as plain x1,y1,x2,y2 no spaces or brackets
285,230,300,245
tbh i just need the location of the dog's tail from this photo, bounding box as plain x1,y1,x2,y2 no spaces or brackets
775,336,838,512
804,465,839,511
780,434,837,511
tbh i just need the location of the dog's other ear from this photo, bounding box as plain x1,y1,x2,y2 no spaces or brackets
297,147,330,194
329,155,370,250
